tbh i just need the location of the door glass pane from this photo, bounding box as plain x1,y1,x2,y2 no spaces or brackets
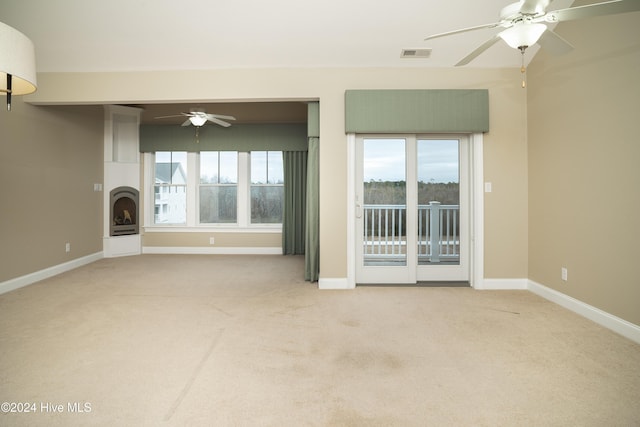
417,140,460,265
363,139,406,266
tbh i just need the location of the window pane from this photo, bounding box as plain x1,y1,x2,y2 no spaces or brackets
251,185,283,224
267,151,283,184
417,139,459,205
200,152,219,184
201,151,237,184
361,139,407,266
154,152,187,224
363,139,406,205
156,151,187,184
251,151,284,224
251,151,283,184
200,186,237,223
199,151,238,224
219,152,237,184
251,151,267,184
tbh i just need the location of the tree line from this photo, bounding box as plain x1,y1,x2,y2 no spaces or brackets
364,181,459,205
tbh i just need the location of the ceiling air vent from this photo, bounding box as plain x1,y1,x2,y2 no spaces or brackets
400,48,432,59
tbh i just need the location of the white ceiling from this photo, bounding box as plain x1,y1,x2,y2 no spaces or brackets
0,0,576,73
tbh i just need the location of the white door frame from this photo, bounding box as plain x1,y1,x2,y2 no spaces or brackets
347,132,485,288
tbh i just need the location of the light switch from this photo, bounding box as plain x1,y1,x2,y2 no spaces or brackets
485,182,492,193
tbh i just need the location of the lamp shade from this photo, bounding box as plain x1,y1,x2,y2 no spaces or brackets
0,21,37,95
499,23,547,49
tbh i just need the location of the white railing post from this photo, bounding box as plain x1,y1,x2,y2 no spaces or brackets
429,201,441,263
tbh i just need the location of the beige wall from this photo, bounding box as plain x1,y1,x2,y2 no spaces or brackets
527,10,640,325
143,232,281,248
25,67,529,282
0,102,104,282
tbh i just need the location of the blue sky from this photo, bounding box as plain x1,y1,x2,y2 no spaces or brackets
363,139,459,183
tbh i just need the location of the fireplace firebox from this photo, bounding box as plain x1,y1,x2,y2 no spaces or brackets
110,186,139,236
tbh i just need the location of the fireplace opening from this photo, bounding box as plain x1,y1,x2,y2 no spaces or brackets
110,186,139,236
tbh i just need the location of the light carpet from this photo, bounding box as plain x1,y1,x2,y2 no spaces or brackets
1,254,639,426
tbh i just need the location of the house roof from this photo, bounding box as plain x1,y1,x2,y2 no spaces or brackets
155,163,186,185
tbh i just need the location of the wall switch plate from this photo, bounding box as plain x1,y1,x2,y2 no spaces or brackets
561,267,568,281
65,243,71,253
485,182,492,193
209,237,215,245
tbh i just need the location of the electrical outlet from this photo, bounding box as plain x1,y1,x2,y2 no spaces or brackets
561,267,568,282
65,243,71,253
93,183,103,192
209,237,215,245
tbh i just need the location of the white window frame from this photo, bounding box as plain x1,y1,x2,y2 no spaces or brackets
143,152,282,233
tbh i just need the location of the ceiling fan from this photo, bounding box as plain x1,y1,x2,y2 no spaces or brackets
424,0,640,67
154,109,236,128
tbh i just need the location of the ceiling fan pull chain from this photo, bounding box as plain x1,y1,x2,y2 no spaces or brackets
520,46,527,89
195,126,200,143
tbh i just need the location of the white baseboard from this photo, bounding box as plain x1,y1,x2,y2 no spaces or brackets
0,252,103,296
528,279,640,345
479,278,528,290
318,277,353,290
142,246,282,255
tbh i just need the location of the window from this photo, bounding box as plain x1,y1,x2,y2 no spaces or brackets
200,152,238,224
154,152,187,224
147,150,284,229
250,151,284,224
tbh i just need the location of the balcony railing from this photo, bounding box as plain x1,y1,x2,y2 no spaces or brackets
363,202,459,264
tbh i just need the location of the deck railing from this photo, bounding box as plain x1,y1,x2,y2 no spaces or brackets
363,202,459,263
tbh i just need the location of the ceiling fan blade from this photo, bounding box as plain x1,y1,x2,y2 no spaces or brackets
519,0,551,15
537,28,574,55
206,113,236,121
208,117,232,128
181,119,192,127
455,34,502,66
545,0,640,23
424,22,500,41
154,114,187,119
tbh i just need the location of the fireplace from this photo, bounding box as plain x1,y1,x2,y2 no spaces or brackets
110,186,139,236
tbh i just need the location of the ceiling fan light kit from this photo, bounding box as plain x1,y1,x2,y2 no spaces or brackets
188,115,208,127
499,22,546,49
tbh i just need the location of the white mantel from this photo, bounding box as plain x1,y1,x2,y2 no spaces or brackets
103,105,143,257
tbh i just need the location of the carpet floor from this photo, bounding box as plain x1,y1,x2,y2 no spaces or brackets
1,254,639,426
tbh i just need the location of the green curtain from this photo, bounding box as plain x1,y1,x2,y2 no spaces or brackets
305,136,319,282
282,151,307,255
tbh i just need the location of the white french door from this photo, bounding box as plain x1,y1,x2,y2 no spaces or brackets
355,135,470,284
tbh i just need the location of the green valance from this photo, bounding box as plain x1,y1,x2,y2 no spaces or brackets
345,89,489,134
140,123,308,152
307,101,319,137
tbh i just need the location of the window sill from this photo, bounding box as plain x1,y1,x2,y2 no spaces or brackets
143,225,282,233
